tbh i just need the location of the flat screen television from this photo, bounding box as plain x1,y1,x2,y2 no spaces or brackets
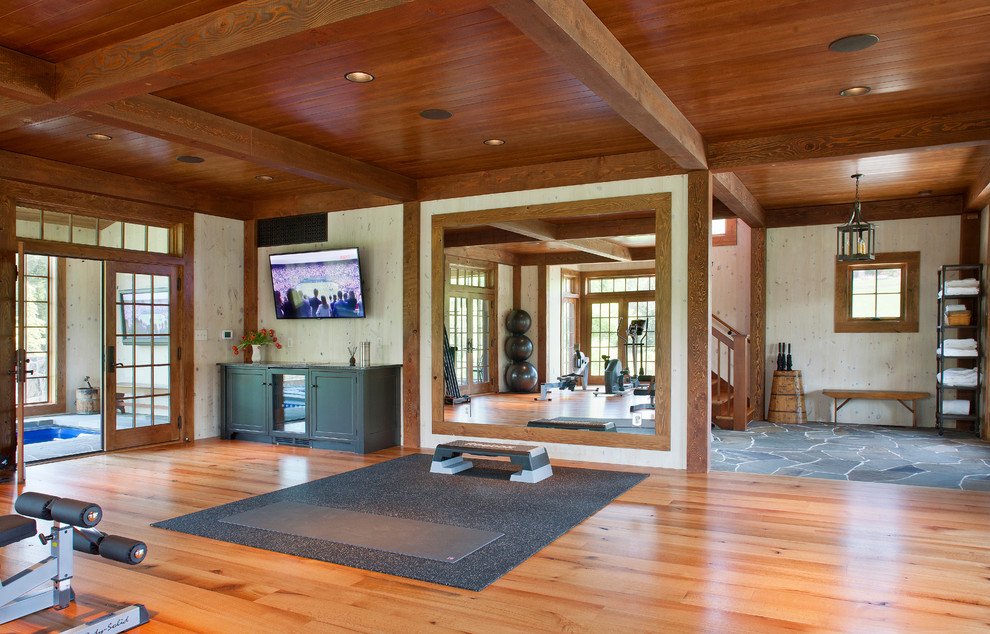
269,247,366,319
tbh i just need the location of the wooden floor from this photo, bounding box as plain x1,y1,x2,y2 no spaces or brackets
2,440,990,633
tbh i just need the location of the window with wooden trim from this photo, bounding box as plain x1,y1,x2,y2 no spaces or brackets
835,252,919,333
16,205,175,255
712,218,737,246
15,255,65,412
561,270,579,374
582,270,656,377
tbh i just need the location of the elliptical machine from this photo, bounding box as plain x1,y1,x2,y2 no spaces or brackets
599,318,648,396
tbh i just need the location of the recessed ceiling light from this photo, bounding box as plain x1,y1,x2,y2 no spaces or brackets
255,175,274,181
828,34,880,53
839,86,871,97
176,155,205,163
419,109,452,120
86,133,112,141
344,71,374,83
483,139,505,146
918,190,933,197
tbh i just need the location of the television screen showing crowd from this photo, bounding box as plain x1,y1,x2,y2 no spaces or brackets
270,253,365,319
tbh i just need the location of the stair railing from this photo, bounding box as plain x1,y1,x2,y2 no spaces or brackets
711,315,750,431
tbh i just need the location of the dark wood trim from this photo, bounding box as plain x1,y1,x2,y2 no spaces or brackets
960,212,981,265
252,191,396,218
87,96,417,201
402,201,420,448
709,110,990,170
493,0,706,170
686,171,711,473
712,172,766,228
834,252,921,334
23,257,67,417
513,266,521,310
537,264,547,383
443,245,520,266
0,193,15,480
0,151,251,219
751,227,767,419
767,195,963,228
180,219,195,441
966,158,990,212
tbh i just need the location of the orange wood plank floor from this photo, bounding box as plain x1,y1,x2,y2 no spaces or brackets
1,439,988,633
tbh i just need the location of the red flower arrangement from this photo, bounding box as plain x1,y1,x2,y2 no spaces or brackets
231,328,282,354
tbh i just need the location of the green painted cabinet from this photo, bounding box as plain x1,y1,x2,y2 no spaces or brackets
219,363,400,453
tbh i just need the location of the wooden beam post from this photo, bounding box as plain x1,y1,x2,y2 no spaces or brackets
750,227,767,420
402,201,421,447
0,192,14,481
686,171,711,472
712,172,766,228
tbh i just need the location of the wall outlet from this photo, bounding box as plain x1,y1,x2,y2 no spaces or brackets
194,329,208,341
221,330,233,340
287,337,294,348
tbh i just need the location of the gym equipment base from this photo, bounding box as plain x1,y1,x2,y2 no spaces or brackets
431,440,553,483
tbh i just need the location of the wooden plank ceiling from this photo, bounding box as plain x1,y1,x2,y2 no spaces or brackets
0,0,986,241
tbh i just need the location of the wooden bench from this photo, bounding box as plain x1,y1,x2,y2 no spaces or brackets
430,440,553,483
822,389,930,427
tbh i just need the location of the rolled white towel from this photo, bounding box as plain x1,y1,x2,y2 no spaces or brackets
939,288,980,297
946,278,979,288
938,368,979,386
938,348,978,357
943,338,977,350
942,400,970,415
944,304,967,313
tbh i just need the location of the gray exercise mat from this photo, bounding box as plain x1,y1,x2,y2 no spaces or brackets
220,501,503,563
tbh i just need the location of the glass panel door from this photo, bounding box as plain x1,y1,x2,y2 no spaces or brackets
270,370,307,436
446,292,494,395
105,262,179,450
588,301,620,379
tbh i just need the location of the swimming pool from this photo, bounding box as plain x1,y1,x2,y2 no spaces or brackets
24,427,98,444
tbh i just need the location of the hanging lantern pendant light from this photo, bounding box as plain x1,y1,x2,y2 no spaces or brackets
836,173,875,261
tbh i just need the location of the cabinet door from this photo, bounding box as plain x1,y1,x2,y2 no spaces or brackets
225,367,268,434
268,369,308,436
311,371,357,441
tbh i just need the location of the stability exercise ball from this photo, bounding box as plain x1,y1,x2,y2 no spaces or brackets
504,334,533,362
505,309,531,335
505,361,538,392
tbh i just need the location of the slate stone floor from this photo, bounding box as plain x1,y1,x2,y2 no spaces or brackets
712,420,990,491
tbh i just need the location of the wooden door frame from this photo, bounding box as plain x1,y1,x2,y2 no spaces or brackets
443,256,498,395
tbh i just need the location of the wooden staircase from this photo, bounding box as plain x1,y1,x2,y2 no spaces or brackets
711,316,756,431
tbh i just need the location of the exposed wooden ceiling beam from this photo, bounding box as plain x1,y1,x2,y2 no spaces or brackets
444,227,536,248
555,216,655,239
766,195,963,228
713,200,734,220
709,110,990,171
712,172,766,228
493,218,631,261
84,95,417,201
444,245,520,266
519,245,654,266
493,0,707,170
0,46,53,104
0,148,252,219
966,159,990,211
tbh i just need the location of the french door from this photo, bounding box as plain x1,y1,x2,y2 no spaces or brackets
585,298,656,381
104,262,180,450
446,293,495,395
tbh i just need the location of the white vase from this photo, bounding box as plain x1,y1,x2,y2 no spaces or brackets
251,345,266,364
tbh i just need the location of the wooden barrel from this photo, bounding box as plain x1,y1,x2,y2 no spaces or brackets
76,387,100,414
767,370,807,424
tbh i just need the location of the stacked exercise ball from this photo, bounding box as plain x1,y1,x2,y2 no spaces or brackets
504,309,538,392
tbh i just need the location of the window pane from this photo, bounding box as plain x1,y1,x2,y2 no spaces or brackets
24,254,49,277
99,219,123,248
42,211,71,242
712,219,726,235
16,206,42,239
72,215,99,246
851,294,875,318
25,328,48,352
589,279,602,293
876,269,901,293
876,294,901,318
851,270,876,294
148,225,169,253
124,223,147,251
25,302,48,327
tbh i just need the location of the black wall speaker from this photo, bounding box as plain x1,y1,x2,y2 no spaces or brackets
257,213,328,248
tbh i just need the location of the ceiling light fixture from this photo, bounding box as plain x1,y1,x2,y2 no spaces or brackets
419,109,452,120
828,34,880,53
255,175,274,181
483,139,505,146
344,71,374,83
839,86,871,97
836,173,875,261
86,133,112,141
176,155,205,163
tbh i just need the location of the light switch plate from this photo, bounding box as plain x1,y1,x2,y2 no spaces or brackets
194,329,208,341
